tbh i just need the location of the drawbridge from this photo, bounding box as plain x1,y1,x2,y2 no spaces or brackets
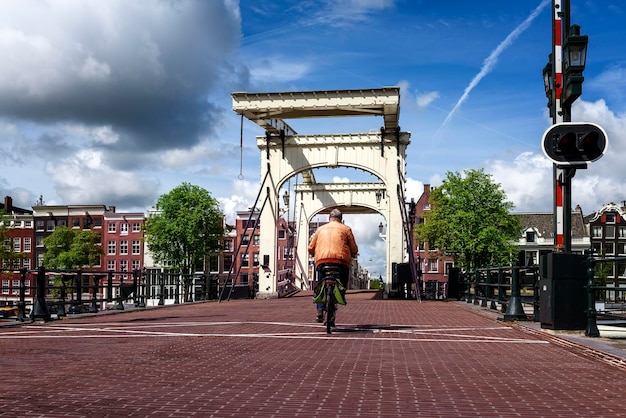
229,87,418,299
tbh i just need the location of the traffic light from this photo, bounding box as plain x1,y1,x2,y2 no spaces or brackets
542,122,608,165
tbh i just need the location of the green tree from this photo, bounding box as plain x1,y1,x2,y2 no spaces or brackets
415,169,521,272
43,226,102,269
144,183,224,275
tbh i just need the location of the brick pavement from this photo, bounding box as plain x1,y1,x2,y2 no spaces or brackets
1,290,626,417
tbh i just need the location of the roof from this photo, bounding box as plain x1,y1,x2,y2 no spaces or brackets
513,211,588,238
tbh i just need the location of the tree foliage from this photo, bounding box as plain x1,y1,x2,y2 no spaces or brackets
415,169,521,272
144,183,224,274
43,226,103,269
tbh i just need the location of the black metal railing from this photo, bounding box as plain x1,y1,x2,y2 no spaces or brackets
459,265,540,322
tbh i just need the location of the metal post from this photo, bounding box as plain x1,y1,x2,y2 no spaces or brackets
585,252,600,337
31,266,50,321
17,268,27,322
551,0,565,252
505,266,527,321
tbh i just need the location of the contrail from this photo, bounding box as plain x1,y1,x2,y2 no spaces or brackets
440,0,551,129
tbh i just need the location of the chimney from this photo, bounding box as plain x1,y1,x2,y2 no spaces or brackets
3,196,12,212
423,184,430,193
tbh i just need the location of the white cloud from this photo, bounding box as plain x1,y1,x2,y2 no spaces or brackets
416,91,440,108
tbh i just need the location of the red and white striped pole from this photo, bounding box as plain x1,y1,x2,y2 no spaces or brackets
552,0,565,252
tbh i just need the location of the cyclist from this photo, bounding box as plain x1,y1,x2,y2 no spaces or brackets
308,208,358,325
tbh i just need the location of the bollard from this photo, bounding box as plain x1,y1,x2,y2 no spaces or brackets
504,266,527,321
31,266,50,321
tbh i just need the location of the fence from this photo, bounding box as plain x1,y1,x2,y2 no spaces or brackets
459,265,540,322
584,254,626,337
0,267,230,322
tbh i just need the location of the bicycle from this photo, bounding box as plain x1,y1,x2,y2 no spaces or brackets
317,265,344,334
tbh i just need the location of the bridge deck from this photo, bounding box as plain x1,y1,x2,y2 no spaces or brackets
1,291,625,417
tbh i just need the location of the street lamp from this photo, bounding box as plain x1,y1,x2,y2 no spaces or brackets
375,189,382,204
282,190,289,206
378,222,386,241
542,54,554,118
562,24,588,107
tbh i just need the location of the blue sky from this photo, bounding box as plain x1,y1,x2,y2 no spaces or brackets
1,0,625,277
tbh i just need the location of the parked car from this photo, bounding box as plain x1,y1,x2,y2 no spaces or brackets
0,307,18,318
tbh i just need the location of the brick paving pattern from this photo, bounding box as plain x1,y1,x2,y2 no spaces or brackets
1,290,625,417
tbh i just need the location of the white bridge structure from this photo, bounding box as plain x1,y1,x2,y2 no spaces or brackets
231,87,416,298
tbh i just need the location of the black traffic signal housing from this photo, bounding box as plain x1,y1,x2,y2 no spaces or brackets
542,122,608,165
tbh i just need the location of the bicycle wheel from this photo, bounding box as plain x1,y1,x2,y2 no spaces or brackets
325,284,335,334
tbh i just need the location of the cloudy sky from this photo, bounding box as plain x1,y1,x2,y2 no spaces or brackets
1,0,625,278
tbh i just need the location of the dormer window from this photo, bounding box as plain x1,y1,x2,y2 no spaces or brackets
526,231,536,243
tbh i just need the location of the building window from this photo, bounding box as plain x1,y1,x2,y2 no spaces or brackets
209,255,219,273
2,238,9,250
224,255,233,272
132,240,141,255
253,252,259,267
83,218,92,229
13,237,20,252
619,226,626,239
591,226,602,238
120,240,128,255
606,226,616,239
132,222,141,232
619,243,626,255
131,260,140,271
605,242,615,255
1,280,9,294
224,239,234,252
618,262,626,278
58,220,67,227
35,220,44,231
36,236,44,247
23,259,30,270
12,280,20,295
428,259,438,273
108,223,117,233
253,234,260,246
72,218,80,228
278,230,286,239
240,234,250,245
239,273,249,285
606,213,616,223
107,260,116,271
24,220,32,228
120,259,128,273
525,231,536,243
120,223,129,235
47,220,55,231
23,237,31,252
243,220,257,230
241,253,249,267
107,241,116,255
93,218,102,228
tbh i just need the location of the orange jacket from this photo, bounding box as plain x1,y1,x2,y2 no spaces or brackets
308,220,358,267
